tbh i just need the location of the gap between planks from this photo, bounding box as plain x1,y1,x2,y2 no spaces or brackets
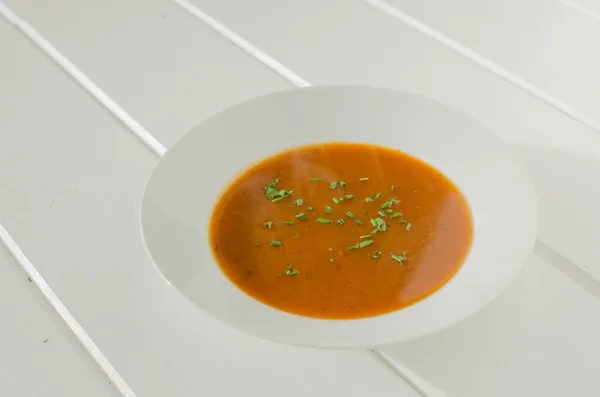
364,0,600,137
0,225,137,397
0,2,166,157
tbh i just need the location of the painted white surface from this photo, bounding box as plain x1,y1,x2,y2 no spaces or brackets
1,0,600,395
517,146,600,280
384,0,600,125
384,252,600,397
0,248,117,397
1,0,290,149
0,224,137,397
364,0,600,135
557,0,600,22
0,20,418,397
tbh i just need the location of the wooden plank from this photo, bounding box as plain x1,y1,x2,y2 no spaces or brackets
556,0,600,22
1,0,290,148
0,248,117,397
383,252,600,397
382,0,600,126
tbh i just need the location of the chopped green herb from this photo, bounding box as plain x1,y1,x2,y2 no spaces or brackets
293,234,300,239
391,212,402,218
377,210,387,217
264,221,273,229
332,197,340,204
359,234,373,239
271,189,287,202
337,218,345,225
270,240,282,247
359,240,373,248
289,205,296,209
286,265,299,276
256,243,262,248
295,213,307,221
307,206,314,211
371,228,378,235
345,194,354,200
325,206,332,214
264,179,280,200
391,185,396,191
391,254,405,264
328,248,334,252
354,219,363,225
284,221,294,225
359,177,369,182
391,197,401,204
386,209,393,214
372,193,381,200
406,223,412,231
347,244,359,251
329,258,334,263
373,218,387,232
265,187,276,198
400,219,407,224
370,219,378,227
296,198,303,207
365,197,374,203
308,178,322,182
346,211,355,219
272,191,292,203
317,218,332,224
381,201,392,209
402,251,407,256
340,181,348,187
330,181,337,190
371,250,382,259
338,197,344,202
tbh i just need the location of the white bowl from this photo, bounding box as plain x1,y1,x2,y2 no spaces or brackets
140,86,537,348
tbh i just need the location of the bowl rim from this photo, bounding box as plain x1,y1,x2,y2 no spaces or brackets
139,85,539,348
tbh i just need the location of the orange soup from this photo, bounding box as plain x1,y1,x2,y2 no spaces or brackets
210,143,473,319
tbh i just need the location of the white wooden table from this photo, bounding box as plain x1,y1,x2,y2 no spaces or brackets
1,1,599,396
